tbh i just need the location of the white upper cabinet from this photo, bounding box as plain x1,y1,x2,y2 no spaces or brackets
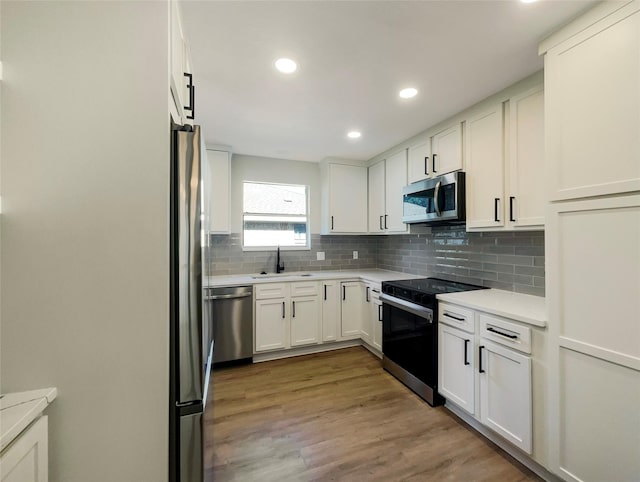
368,161,386,233
169,0,194,125
465,103,505,230
367,151,407,234
407,138,431,184
508,85,545,228
431,123,463,176
543,3,640,201
203,149,231,234
321,163,368,234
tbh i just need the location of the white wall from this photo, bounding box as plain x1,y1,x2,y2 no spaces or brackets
230,154,321,234
0,2,169,482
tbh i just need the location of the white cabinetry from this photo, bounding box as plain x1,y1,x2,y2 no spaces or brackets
360,285,373,344
407,139,431,184
1,417,48,482
466,85,545,231
169,0,194,125
541,4,640,481
372,294,383,352
255,282,320,352
340,281,364,339
438,302,534,455
368,151,408,234
321,163,368,234
431,123,462,176
321,280,340,342
203,149,231,234
543,2,640,201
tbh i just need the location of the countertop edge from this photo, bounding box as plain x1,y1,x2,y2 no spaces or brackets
0,387,57,452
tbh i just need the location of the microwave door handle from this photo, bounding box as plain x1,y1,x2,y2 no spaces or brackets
434,180,442,217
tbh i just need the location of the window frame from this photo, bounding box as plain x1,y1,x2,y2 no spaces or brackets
241,180,311,252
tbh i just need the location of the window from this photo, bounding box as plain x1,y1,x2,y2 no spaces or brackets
243,182,309,249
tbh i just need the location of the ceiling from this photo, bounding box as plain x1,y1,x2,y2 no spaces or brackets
180,0,597,163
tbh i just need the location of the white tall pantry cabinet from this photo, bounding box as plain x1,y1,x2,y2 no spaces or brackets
540,2,640,481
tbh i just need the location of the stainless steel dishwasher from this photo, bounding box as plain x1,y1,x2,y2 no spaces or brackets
206,286,253,365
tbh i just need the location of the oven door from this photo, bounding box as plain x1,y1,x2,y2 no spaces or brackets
381,295,437,389
402,172,465,224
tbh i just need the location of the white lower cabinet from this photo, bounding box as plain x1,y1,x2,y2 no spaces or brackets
439,302,535,455
1,416,48,482
371,294,383,352
255,298,289,351
290,296,320,347
321,280,340,342
361,283,382,353
340,281,364,339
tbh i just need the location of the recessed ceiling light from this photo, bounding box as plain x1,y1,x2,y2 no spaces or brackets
275,58,297,74
399,87,418,99
347,131,362,139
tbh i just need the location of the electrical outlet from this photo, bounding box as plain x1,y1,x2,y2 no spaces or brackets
353,251,358,259
316,251,325,261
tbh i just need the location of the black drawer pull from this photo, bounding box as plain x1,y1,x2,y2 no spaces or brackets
378,305,383,322
366,286,370,302
444,312,465,322
282,301,285,319
379,215,383,230
432,153,437,173
384,214,388,229
324,284,327,300
184,73,194,120
479,345,485,373
509,196,516,222
464,339,470,366
342,286,346,301
292,301,296,318
487,326,518,339
424,156,429,175
494,198,500,222
331,216,334,230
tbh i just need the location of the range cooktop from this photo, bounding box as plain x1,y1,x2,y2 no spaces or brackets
382,277,486,306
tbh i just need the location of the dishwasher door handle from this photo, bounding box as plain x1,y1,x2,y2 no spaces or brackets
205,292,252,300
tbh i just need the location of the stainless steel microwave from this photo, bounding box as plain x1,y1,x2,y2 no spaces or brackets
402,171,466,225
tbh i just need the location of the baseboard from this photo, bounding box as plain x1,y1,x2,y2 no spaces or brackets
445,402,561,482
253,339,362,363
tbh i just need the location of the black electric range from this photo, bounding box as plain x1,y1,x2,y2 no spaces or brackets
380,277,486,406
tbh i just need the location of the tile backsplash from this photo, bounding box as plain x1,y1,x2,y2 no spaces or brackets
207,227,545,297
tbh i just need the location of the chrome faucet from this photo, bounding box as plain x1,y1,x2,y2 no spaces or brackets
276,246,285,274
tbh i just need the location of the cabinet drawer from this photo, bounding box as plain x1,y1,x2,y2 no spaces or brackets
479,313,531,354
439,302,475,333
290,281,319,297
255,283,288,299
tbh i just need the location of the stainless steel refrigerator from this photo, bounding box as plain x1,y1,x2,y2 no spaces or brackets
169,123,214,482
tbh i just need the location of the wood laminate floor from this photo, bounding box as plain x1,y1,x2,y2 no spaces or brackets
205,347,541,482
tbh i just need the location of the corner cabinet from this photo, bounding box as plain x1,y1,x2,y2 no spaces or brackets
368,150,407,234
321,163,368,234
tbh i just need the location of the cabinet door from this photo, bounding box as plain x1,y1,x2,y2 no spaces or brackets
290,296,320,347
508,85,544,228
340,282,364,339
479,340,532,453
544,5,640,201
372,297,383,351
205,150,231,233
329,164,368,233
361,286,373,343
438,324,475,415
465,103,505,230
384,150,408,232
255,298,288,351
0,415,48,482
408,139,431,184
321,281,340,342
431,123,462,176
368,161,385,233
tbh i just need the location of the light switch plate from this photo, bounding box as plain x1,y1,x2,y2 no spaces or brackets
316,251,325,261
353,251,358,259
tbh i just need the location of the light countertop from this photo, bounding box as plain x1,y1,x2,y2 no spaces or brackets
436,289,546,327
205,269,422,288
0,387,57,452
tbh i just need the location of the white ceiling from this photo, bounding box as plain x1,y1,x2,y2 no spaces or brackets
180,0,596,163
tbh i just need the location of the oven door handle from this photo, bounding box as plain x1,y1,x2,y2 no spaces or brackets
379,294,433,322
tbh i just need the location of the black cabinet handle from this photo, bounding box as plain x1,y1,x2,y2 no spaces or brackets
342,286,346,301
444,312,464,322
366,286,370,302
424,156,429,175
379,215,383,230
331,216,334,230
509,196,516,222
464,339,470,366
494,198,500,222
384,214,388,229
292,301,296,318
184,73,194,120
487,326,518,339
378,305,383,322
479,345,485,373
324,284,327,301
432,153,437,173
282,301,285,319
